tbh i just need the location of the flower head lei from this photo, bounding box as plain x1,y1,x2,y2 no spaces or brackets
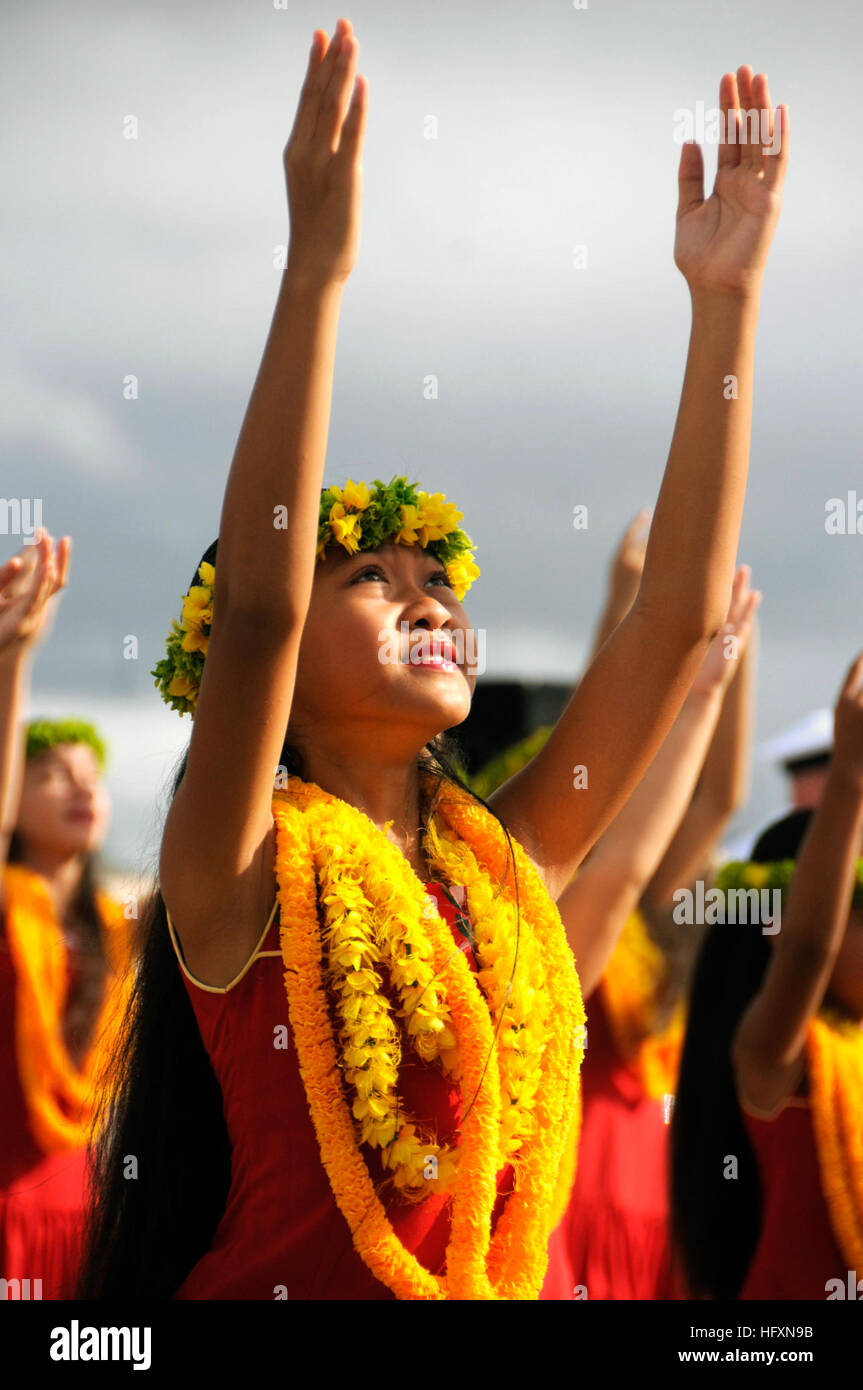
25,718,108,772
151,475,481,717
715,858,863,910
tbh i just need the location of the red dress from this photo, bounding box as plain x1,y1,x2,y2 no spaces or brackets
0,930,89,1299
540,990,679,1300
737,1093,847,1299
169,880,529,1299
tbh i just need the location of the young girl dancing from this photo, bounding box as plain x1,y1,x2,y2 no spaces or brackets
80,21,787,1300
469,559,758,1299
671,652,863,1299
544,559,758,1300
0,534,131,1298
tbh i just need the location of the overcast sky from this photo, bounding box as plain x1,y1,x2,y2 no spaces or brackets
3,0,861,869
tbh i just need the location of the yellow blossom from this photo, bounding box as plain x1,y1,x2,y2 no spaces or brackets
328,503,363,554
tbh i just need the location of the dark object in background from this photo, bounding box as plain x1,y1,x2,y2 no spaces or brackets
448,680,571,776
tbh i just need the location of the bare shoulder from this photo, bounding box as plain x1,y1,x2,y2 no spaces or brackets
730,1027,807,1119
161,818,279,990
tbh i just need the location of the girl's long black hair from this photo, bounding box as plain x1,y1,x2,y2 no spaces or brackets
669,807,814,1299
78,543,526,1299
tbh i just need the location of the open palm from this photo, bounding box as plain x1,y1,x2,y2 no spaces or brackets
675,68,789,297
0,531,71,655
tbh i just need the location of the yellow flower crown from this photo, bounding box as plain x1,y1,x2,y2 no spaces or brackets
152,475,480,717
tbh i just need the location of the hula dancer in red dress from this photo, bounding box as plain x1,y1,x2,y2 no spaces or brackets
0,534,131,1299
80,24,786,1300
671,652,863,1299
534,519,758,1299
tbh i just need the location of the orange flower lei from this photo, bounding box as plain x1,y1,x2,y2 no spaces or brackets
806,1010,863,1271
271,770,585,1300
600,907,685,1101
1,863,133,1152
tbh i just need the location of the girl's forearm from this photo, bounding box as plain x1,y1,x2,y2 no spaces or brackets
699,629,756,815
636,291,761,642
561,686,723,995
597,684,724,887
216,268,347,622
588,591,635,666
0,648,30,851
781,764,863,960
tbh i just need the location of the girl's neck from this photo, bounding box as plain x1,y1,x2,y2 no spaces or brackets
295,746,439,879
20,846,86,922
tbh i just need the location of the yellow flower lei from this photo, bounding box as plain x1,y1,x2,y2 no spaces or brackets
1,864,133,1153
271,769,585,1300
600,907,685,1101
806,1009,863,1271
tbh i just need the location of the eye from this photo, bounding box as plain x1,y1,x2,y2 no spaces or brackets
351,564,453,589
351,564,386,583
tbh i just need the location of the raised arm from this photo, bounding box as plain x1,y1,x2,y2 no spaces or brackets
644,580,757,907
586,509,651,666
732,652,863,1113
0,532,71,900
160,20,368,977
558,567,758,994
489,68,788,902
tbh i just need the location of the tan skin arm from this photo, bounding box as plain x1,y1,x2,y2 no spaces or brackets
0,532,71,914
558,568,759,996
489,70,789,904
645,599,757,908
586,509,651,667
732,652,863,1115
159,21,369,985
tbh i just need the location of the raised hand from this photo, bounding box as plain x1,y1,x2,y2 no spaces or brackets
675,67,789,298
283,18,368,287
832,650,863,790
0,530,71,656
691,564,759,695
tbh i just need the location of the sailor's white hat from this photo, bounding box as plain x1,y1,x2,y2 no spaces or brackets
756,708,833,767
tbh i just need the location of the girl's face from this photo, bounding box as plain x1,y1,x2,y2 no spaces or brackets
288,542,476,753
15,743,110,860
827,904,863,1020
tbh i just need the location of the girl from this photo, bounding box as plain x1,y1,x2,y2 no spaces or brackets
81,21,788,1300
0,534,131,1298
671,652,863,1300
468,564,758,1300
540,546,758,1301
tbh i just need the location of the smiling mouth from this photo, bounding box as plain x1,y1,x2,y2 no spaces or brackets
408,654,459,670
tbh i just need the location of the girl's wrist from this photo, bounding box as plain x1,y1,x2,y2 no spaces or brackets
826,758,863,802
0,641,33,672
283,256,349,299
688,282,762,326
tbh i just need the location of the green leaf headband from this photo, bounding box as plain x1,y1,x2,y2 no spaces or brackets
25,718,108,772
715,859,863,909
152,474,480,718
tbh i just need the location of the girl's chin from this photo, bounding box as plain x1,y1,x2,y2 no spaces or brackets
51,830,104,858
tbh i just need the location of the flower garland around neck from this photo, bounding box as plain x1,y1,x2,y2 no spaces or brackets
1,863,133,1153
806,1007,863,1272
271,769,585,1300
